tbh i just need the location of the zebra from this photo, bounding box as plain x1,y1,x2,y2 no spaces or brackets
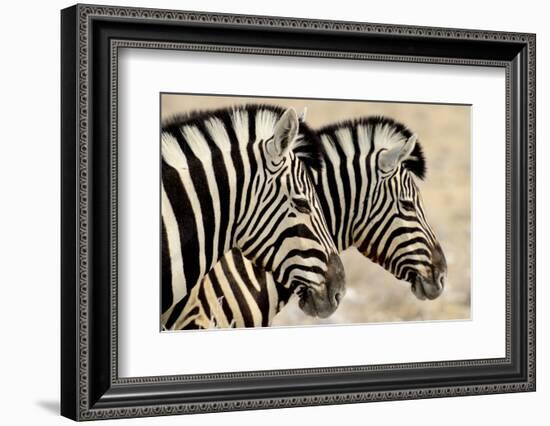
161,104,346,330
169,115,448,329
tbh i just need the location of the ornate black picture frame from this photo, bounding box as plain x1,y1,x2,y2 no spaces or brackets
61,4,536,421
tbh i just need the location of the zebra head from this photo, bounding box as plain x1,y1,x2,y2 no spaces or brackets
349,120,447,300
236,107,345,318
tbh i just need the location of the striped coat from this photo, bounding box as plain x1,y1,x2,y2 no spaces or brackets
161,105,345,329
169,116,447,329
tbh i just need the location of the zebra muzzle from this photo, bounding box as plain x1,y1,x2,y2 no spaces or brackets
299,253,346,318
410,243,447,301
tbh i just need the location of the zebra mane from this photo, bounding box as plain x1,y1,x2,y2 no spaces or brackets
162,104,323,173
317,116,427,180
293,117,324,173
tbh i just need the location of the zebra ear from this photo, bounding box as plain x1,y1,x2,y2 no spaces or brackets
299,107,308,122
378,134,417,173
267,108,299,159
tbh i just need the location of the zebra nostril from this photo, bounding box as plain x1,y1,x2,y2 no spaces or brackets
334,292,342,305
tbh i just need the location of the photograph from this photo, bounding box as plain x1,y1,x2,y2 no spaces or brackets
59,3,535,420
160,94,471,331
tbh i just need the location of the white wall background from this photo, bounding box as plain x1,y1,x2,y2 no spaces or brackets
0,0,546,424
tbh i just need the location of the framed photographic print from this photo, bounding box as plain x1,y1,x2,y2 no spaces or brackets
61,3,536,421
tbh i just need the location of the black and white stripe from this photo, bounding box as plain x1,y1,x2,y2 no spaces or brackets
161,105,345,330
170,116,448,329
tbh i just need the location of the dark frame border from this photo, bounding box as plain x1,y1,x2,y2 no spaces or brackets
61,4,536,421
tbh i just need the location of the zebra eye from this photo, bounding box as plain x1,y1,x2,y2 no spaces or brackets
400,199,415,212
293,197,312,214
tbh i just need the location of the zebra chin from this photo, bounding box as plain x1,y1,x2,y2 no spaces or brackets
297,253,346,318
410,274,445,301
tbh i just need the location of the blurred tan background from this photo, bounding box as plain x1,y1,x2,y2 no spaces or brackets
161,94,471,325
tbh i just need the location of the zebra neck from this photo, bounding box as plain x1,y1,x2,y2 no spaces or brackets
161,143,241,293
315,128,377,252
314,164,375,253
